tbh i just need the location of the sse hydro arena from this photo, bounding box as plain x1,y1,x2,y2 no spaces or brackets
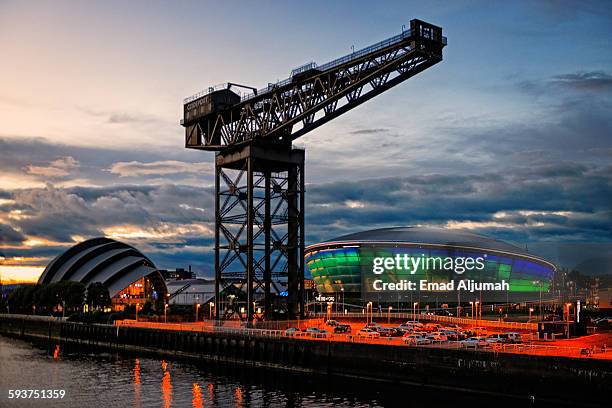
305,227,556,303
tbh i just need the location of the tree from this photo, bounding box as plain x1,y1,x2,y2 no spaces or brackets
86,282,111,310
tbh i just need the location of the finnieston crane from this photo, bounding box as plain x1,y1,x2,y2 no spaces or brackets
181,19,446,321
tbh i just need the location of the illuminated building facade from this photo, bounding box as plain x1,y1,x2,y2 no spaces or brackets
305,227,556,303
39,237,167,310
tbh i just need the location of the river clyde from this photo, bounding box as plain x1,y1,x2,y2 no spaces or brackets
0,334,575,407
0,335,467,408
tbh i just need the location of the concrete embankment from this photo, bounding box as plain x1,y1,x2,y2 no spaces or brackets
1,315,610,406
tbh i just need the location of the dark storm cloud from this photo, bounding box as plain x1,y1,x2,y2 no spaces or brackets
305,162,612,248
1,183,214,242
0,223,25,245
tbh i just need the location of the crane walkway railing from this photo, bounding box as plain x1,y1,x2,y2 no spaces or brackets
184,27,447,105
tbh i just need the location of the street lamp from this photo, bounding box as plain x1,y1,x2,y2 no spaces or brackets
413,302,418,321
340,288,344,313
388,306,392,324
209,302,214,320
164,303,169,323
529,307,534,321
367,301,373,325
136,303,140,322
469,301,474,319
533,280,543,321
195,303,200,322
475,301,480,321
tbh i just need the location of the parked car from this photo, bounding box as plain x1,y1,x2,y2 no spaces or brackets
306,327,332,338
460,337,489,348
357,328,380,339
404,321,424,329
423,323,442,332
284,327,300,336
502,332,523,344
397,324,415,333
403,334,432,345
365,323,381,330
427,332,448,342
440,329,465,341
472,327,488,336
333,324,351,334
486,334,506,344
325,320,339,327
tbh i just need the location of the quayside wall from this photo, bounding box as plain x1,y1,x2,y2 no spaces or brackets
1,315,609,406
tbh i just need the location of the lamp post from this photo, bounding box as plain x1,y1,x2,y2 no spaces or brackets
367,301,372,325
195,303,200,322
340,288,344,314
469,301,474,319
136,303,140,322
209,302,214,320
413,302,418,321
533,280,543,321
475,301,480,321
529,307,534,321
388,306,392,324
164,303,169,323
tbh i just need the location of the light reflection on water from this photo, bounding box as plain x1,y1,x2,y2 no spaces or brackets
0,335,555,407
0,336,387,407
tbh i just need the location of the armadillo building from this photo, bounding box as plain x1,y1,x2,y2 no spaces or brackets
38,237,168,310
305,227,556,303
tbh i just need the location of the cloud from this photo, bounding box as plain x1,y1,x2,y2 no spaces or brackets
109,160,212,177
550,71,612,92
25,156,79,178
0,223,25,245
349,128,389,135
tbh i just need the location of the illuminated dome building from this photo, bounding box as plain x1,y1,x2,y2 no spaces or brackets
305,227,556,303
38,237,167,310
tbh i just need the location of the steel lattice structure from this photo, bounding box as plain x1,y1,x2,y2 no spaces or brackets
181,19,446,320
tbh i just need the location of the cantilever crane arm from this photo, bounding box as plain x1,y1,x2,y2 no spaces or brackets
183,19,445,151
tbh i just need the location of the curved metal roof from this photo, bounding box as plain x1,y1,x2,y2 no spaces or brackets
38,237,164,298
309,226,553,266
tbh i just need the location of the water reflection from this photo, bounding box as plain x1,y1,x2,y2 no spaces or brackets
134,359,141,408
192,383,203,408
0,336,561,408
161,360,172,408
235,385,243,407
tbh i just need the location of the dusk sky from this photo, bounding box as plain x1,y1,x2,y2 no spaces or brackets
1,0,611,282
